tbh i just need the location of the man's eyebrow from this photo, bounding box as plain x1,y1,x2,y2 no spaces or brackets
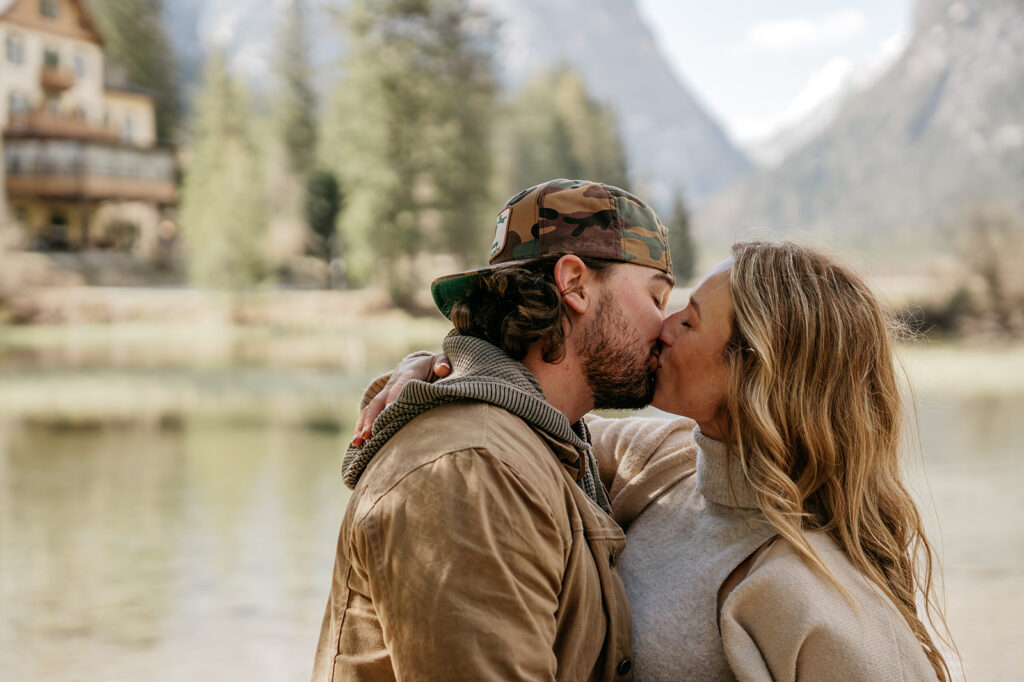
652,271,675,289
690,297,702,317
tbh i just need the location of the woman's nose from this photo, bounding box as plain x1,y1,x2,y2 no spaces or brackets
659,312,682,344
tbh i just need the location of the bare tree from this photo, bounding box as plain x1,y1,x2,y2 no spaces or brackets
963,206,1024,335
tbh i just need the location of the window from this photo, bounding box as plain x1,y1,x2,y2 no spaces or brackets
45,94,59,114
74,52,87,78
44,211,70,250
122,115,134,143
43,48,60,67
72,105,86,120
8,92,30,116
40,0,59,19
5,34,24,64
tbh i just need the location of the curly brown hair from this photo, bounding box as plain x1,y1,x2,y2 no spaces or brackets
450,255,612,363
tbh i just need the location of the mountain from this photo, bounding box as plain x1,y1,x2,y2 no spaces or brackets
696,0,1024,252
162,0,750,206
743,36,910,168
483,0,750,204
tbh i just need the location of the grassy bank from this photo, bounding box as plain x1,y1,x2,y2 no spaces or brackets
0,296,453,427
2,332,1022,429
897,342,1024,397
2,284,1022,426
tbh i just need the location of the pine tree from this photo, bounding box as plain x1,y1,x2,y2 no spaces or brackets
553,70,629,188
305,170,342,258
180,53,267,289
262,0,322,276
320,0,497,307
274,0,317,177
494,68,630,198
667,189,696,283
86,0,181,143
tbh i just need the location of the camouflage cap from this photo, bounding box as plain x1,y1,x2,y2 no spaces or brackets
431,178,672,318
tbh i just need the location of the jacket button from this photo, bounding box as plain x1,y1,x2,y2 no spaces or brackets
616,658,632,675
609,550,618,567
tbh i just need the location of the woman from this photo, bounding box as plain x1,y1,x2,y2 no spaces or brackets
355,240,955,681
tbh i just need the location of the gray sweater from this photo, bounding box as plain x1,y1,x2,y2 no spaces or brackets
588,415,939,682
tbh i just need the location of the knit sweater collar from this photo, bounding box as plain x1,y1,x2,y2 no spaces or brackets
341,333,611,513
694,427,760,510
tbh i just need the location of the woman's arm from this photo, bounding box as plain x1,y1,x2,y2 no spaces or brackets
350,351,450,446
719,534,940,681
585,415,698,528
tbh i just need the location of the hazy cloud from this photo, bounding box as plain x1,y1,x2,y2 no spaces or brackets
200,4,247,49
743,9,866,53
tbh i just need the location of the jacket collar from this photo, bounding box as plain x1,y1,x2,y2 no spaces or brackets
342,334,611,513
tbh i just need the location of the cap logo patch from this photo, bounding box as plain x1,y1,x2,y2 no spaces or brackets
490,207,511,259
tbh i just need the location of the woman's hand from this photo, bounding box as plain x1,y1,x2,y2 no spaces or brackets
351,352,451,446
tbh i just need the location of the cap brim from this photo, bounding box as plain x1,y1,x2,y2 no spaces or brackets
431,259,540,318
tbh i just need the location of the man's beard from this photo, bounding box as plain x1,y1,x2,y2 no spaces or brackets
578,296,658,410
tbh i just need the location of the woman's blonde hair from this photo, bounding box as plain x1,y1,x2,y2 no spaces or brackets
722,240,954,680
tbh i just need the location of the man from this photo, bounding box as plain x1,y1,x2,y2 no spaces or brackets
312,179,674,681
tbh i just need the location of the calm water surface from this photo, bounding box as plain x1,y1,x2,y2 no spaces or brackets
0,394,1021,681
0,420,349,681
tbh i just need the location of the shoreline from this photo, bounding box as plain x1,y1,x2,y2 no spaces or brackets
1,339,1021,428
2,285,1022,425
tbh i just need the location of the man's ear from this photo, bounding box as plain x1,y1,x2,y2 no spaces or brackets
553,255,590,314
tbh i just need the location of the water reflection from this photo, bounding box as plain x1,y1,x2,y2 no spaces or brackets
0,391,1021,680
0,419,349,682
913,394,1024,680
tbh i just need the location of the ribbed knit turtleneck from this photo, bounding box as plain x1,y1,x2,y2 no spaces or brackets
693,427,760,510
620,425,777,681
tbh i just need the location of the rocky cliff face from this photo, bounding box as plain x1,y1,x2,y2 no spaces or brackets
696,0,1024,251
163,0,750,206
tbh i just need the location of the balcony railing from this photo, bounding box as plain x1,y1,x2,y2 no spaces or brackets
40,66,76,92
4,138,177,204
5,109,123,144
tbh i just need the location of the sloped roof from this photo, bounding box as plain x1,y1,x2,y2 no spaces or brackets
68,0,103,44
0,0,105,45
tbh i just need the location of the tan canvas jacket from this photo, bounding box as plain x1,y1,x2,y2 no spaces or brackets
312,400,634,682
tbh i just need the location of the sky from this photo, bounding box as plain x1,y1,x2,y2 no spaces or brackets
636,1,913,146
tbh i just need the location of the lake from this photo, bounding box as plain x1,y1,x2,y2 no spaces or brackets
0,329,1021,680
